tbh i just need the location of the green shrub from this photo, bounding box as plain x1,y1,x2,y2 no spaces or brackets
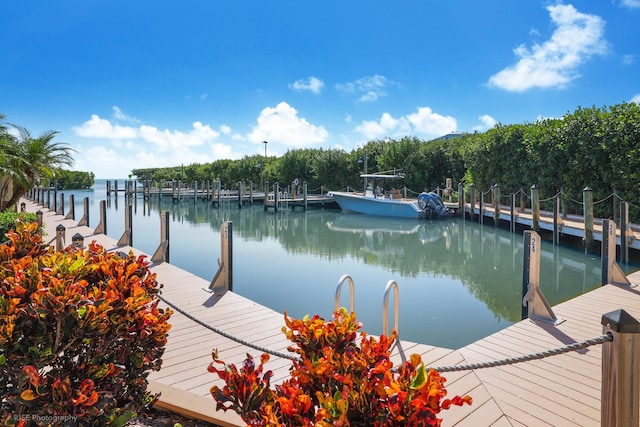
0,220,172,426
0,212,36,240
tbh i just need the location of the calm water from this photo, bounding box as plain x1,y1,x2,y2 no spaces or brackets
47,180,638,349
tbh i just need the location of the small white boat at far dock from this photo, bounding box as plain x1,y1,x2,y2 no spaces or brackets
328,174,454,220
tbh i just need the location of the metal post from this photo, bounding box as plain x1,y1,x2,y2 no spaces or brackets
382,280,399,338
334,274,355,313
601,309,640,427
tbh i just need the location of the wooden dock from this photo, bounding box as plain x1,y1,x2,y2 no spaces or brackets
19,197,640,426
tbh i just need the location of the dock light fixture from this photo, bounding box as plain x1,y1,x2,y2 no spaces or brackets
72,233,85,248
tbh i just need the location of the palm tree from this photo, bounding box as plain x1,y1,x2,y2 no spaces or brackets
0,118,75,212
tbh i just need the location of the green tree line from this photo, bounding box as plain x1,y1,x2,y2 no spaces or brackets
133,102,639,213
53,169,95,189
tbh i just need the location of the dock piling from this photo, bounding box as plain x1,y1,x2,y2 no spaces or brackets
601,309,640,427
208,221,233,295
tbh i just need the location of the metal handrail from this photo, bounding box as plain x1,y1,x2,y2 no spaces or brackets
334,274,355,313
382,280,399,337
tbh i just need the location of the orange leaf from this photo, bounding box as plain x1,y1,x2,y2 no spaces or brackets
20,389,38,401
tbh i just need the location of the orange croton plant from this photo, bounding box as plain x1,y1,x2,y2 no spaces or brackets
0,220,172,427
209,308,471,426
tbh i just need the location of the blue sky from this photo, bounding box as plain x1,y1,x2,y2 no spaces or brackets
2,1,639,179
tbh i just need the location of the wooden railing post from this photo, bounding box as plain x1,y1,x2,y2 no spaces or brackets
303,181,308,211
56,193,64,216
510,193,516,233
601,309,640,427
65,194,75,220
78,197,89,227
117,204,133,246
151,211,170,263
583,187,594,252
469,184,476,221
492,183,500,225
208,221,233,295
601,219,631,287
521,230,563,324
531,184,540,232
94,200,107,235
458,182,464,217
620,201,630,264
553,196,563,246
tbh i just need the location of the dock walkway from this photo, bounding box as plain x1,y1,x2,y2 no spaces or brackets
20,198,640,426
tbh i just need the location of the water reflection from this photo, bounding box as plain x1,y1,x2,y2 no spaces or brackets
55,182,637,348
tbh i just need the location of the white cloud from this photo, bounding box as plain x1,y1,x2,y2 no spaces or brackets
138,121,219,150
631,94,640,104
621,0,640,8
73,114,137,139
74,115,220,150
407,107,457,136
289,77,324,94
336,75,393,102
488,4,608,92
355,107,456,140
355,113,409,139
71,114,241,178
473,114,498,131
246,102,329,147
112,106,140,123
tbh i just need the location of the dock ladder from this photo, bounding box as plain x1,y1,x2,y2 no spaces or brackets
334,275,400,339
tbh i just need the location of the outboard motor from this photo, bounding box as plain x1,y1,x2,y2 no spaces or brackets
418,192,453,219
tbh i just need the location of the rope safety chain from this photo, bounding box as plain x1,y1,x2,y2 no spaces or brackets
156,293,613,372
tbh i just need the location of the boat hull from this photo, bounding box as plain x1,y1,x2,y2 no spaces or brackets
329,192,423,219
